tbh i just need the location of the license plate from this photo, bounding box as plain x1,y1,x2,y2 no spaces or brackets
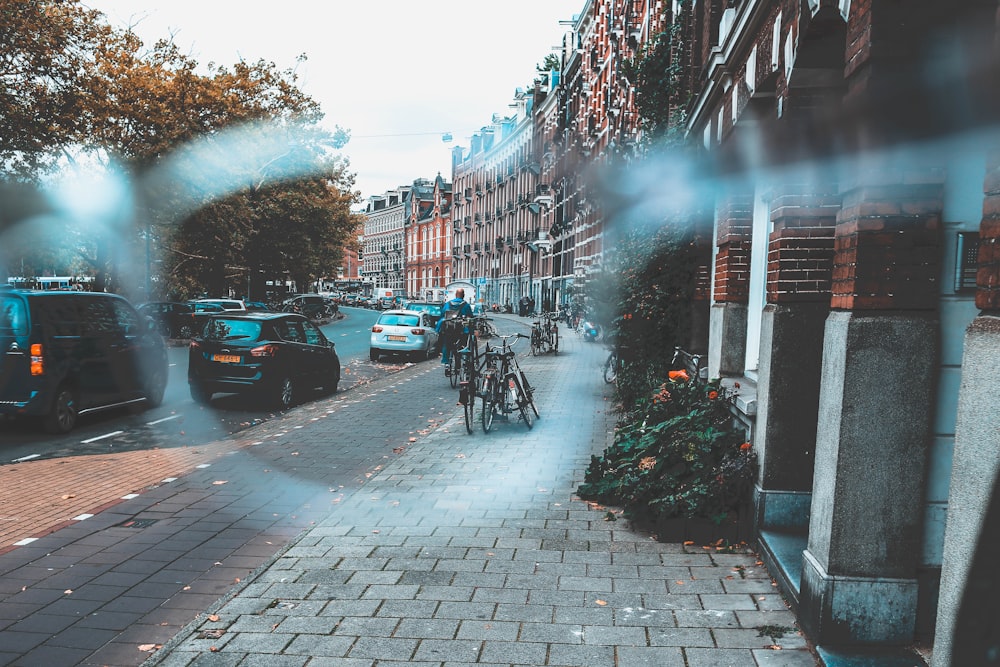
211,354,241,363
387,335,407,342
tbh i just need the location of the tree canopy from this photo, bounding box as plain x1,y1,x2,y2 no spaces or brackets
0,0,361,300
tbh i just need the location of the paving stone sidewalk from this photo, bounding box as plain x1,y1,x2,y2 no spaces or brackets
145,323,819,667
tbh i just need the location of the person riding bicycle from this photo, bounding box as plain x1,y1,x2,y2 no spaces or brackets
437,288,474,367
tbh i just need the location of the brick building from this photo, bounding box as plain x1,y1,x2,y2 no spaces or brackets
361,186,410,294
444,0,998,662
404,175,452,300
451,91,543,310
669,0,999,663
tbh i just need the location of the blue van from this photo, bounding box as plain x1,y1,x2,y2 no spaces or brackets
0,288,168,433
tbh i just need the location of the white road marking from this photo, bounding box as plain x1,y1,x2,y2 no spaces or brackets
12,454,40,463
146,414,180,426
80,431,124,444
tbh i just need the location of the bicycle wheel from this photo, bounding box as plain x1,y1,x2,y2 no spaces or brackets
449,349,463,388
481,372,497,433
510,374,534,429
461,380,476,434
530,328,542,356
603,352,618,384
518,368,540,418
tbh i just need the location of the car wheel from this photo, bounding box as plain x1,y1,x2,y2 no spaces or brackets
143,365,167,408
43,384,78,434
369,348,379,362
273,376,294,409
179,324,193,339
190,382,213,405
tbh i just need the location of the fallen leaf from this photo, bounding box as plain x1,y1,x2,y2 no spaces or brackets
64,589,73,595
683,540,695,545
61,494,75,500
675,581,685,585
764,645,782,650
207,614,219,622
212,480,227,485
595,599,608,606
138,644,159,652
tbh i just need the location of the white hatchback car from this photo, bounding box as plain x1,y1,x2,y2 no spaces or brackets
370,309,439,362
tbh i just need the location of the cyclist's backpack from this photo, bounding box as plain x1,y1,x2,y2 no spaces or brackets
439,301,465,338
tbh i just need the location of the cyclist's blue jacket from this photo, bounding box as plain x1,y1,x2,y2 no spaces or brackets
436,298,473,333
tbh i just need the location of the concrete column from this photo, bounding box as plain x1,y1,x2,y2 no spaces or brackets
799,311,937,644
709,190,753,377
754,303,828,529
755,179,838,530
932,315,1000,666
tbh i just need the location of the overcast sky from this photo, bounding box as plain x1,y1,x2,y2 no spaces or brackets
86,1,579,203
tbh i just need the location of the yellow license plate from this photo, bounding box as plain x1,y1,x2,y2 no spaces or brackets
388,335,407,341
212,354,241,363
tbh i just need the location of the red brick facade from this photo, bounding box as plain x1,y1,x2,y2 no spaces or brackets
832,176,944,311
713,191,753,303
977,144,1000,310
766,185,839,304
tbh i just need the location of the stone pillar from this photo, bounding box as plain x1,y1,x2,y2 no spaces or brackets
708,189,752,378
755,182,838,530
798,165,944,645
933,137,1000,667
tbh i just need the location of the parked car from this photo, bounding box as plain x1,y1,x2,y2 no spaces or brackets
138,301,197,339
186,301,227,330
402,300,444,328
369,309,439,362
281,294,335,320
243,300,272,312
190,298,247,313
188,311,340,409
0,287,168,433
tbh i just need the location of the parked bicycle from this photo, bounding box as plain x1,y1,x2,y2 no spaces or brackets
454,317,492,433
480,333,539,433
602,326,623,384
529,312,559,356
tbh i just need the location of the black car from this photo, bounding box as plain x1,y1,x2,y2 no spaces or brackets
187,312,340,408
281,294,335,320
138,301,197,339
0,288,168,433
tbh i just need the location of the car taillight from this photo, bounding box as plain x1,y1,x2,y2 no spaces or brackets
30,343,43,376
411,328,426,335
372,326,383,333
250,344,278,357
190,340,201,350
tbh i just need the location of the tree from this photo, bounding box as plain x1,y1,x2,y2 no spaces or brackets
0,0,110,179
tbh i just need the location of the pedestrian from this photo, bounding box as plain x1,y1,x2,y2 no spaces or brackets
436,288,474,367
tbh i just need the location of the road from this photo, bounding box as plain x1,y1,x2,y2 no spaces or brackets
0,313,563,667
0,307,384,464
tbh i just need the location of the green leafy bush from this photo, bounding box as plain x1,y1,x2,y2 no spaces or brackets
578,375,756,524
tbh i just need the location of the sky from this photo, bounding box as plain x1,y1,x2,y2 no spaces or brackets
86,0,580,203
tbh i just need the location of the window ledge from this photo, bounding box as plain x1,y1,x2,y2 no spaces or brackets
721,376,757,416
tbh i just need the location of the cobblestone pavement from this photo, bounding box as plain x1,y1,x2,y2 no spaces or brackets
137,315,820,667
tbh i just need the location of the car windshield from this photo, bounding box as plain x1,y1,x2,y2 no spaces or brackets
203,318,262,341
378,314,419,327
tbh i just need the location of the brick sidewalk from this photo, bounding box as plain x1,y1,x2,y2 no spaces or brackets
145,322,819,667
